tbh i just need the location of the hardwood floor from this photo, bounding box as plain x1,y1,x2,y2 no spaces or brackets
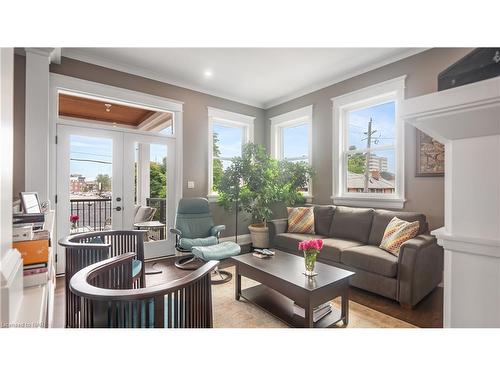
53,255,442,328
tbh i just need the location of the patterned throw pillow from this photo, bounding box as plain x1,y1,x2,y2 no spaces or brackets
379,216,420,256
287,207,315,234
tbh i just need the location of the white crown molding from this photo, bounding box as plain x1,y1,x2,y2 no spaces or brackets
207,106,256,124
269,104,313,125
61,48,265,109
61,48,428,110
264,48,427,109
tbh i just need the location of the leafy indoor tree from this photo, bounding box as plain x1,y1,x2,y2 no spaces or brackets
276,159,315,207
217,143,315,246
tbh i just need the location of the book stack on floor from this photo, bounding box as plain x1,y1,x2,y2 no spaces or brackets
293,302,332,323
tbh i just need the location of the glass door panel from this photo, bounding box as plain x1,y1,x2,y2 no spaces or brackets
69,135,114,231
56,125,123,274
124,133,176,259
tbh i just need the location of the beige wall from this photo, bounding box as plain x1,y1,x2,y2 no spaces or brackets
14,56,265,236
264,48,473,230
13,48,474,234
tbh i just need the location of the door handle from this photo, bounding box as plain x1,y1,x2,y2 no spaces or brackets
114,206,122,211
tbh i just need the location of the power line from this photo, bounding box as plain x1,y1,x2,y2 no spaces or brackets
70,158,112,165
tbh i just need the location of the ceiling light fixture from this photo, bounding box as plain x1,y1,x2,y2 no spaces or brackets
204,70,213,78
104,103,112,112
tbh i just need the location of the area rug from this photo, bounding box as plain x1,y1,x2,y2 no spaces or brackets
211,266,414,328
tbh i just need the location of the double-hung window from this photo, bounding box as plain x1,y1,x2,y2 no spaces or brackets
270,105,313,199
332,76,406,209
208,107,254,199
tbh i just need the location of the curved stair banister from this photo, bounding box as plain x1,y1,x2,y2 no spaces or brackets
59,230,147,328
70,253,219,328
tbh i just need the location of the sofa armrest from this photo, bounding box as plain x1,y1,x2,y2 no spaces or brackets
210,225,226,238
397,234,444,307
268,218,288,247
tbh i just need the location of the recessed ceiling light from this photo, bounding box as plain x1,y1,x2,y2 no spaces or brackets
204,70,213,78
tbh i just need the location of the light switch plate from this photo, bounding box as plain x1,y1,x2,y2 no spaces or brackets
187,181,195,189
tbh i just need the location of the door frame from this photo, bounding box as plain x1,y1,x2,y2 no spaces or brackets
49,74,183,275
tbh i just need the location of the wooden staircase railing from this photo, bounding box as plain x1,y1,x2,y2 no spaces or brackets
69,253,218,328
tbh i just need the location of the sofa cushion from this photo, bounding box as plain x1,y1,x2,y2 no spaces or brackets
313,205,335,236
368,209,427,245
341,245,398,277
319,238,363,263
328,206,374,243
287,207,315,234
379,217,420,257
274,233,326,252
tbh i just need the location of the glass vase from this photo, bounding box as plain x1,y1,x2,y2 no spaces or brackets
304,250,318,277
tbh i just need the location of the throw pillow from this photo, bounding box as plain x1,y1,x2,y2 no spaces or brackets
380,216,420,256
287,207,315,234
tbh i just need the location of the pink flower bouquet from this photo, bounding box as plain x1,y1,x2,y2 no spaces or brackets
298,239,324,252
70,214,79,229
298,239,323,277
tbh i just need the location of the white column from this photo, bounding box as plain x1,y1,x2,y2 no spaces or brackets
24,48,52,202
403,76,500,327
137,143,150,206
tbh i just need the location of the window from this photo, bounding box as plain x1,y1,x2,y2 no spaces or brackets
208,107,254,198
332,76,406,209
270,105,313,199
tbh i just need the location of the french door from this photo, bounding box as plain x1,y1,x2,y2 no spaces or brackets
56,124,176,274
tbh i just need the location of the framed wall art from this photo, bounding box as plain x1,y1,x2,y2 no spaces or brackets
416,129,445,177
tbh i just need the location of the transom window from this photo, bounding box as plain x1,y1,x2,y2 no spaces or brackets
208,107,254,198
332,77,406,209
270,105,313,198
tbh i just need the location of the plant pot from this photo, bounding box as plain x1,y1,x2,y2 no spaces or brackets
248,223,269,249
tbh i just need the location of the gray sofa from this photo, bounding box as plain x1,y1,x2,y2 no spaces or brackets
268,205,443,308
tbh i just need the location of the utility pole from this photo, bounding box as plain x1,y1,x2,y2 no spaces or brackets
363,118,373,193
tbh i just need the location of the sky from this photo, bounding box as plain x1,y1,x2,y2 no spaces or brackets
70,135,167,182
213,121,309,163
348,101,396,173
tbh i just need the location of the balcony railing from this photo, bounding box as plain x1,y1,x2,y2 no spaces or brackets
70,198,112,231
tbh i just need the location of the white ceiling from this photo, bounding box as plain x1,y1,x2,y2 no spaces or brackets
62,48,426,109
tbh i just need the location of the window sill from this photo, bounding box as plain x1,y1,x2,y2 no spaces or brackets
331,195,406,209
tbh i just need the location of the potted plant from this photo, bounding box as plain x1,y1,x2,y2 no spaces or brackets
217,143,314,248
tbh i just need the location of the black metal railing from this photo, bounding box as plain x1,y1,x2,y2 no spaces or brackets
146,197,166,224
70,198,112,231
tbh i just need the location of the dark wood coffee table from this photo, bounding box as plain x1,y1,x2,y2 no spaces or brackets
232,250,355,328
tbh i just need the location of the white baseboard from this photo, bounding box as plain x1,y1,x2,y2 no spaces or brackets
220,234,252,245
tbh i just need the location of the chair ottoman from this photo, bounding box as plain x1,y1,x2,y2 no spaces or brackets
191,242,241,284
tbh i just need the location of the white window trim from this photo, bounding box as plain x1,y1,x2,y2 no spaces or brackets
331,76,406,209
207,107,254,202
270,105,313,202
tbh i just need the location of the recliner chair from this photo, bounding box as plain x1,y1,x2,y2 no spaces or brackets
170,198,226,267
